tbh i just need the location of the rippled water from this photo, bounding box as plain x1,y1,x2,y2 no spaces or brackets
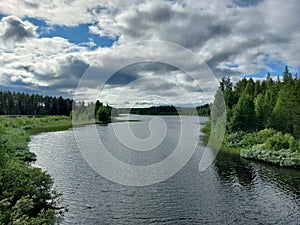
29,115,300,225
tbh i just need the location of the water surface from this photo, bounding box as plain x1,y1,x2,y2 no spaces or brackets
29,115,300,225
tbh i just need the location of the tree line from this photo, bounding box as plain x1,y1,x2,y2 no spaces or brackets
213,66,300,139
118,104,210,116
209,66,300,167
0,91,73,116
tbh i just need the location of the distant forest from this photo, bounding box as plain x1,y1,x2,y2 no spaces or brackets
0,90,211,117
0,91,73,116
118,104,210,116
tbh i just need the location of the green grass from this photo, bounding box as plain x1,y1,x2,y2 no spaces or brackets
201,121,240,155
0,116,69,224
2,116,72,134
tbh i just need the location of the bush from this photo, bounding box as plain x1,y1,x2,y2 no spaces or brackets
265,132,295,151
241,144,300,167
239,128,276,147
97,106,111,123
236,129,300,167
225,131,246,146
225,128,277,147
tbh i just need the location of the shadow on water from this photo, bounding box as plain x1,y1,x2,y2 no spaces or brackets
214,150,300,195
29,115,300,225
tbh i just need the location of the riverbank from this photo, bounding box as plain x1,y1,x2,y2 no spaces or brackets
201,121,240,155
28,114,300,224
202,121,300,168
0,116,73,224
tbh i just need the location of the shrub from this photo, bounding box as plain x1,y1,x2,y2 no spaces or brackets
239,128,276,147
241,144,300,167
265,132,295,151
225,131,246,146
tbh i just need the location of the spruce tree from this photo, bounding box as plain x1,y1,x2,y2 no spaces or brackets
229,92,256,132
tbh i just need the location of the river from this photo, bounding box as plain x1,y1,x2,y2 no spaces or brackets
29,115,300,225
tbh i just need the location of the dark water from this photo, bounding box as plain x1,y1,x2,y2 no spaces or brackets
29,115,300,225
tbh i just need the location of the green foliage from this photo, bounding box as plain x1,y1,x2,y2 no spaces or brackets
0,117,61,224
225,131,247,147
229,93,255,132
222,66,299,137
72,101,115,124
241,144,300,167
225,128,299,167
97,106,111,123
239,128,277,147
243,78,255,97
0,90,72,116
254,93,264,130
270,86,293,133
262,89,277,127
197,104,210,116
226,128,276,147
1,116,72,135
230,129,300,167
130,105,179,115
215,66,300,167
265,132,296,152
72,102,96,124
211,89,226,126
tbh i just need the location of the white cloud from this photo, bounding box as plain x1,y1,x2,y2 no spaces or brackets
0,15,37,45
0,0,299,106
0,0,96,26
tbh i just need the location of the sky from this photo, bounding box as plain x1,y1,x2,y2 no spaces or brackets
0,0,299,107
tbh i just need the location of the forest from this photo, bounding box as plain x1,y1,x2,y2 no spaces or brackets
117,104,210,116
0,91,73,116
0,91,114,124
211,66,300,167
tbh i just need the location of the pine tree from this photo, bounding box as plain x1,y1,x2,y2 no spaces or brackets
293,78,300,138
254,80,261,97
229,92,256,132
270,85,293,133
211,89,226,126
255,93,265,130
244,78,255,97
263,88,277,127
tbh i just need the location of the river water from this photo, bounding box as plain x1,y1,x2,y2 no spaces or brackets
29,115,300,225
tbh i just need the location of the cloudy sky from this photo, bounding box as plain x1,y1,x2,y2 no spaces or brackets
0,0,299,107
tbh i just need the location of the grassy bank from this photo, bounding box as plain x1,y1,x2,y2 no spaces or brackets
0,115,143,224
6,116,73,135
201,121,240,155
202,121,300,168
0,116,72,225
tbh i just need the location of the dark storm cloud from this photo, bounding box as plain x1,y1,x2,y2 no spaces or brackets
59,57,90,79
106,62,179,86
136,62,179,73
24,1,39,9
9,77,32,87
106,72,140,85
1,16,36,42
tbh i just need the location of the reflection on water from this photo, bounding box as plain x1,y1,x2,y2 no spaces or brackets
29,115,300,225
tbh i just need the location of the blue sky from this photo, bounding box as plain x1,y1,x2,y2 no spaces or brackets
0,0,299,107
25,17,117,49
